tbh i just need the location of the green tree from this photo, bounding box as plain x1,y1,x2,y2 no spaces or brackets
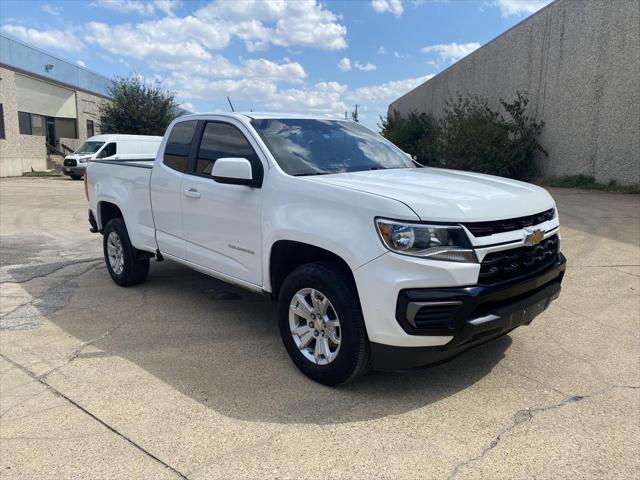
379,110,440,166
99,74,181,136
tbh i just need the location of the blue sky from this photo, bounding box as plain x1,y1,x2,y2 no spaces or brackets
0,0,551,128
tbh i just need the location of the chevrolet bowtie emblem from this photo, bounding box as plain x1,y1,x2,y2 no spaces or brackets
524,229,545,246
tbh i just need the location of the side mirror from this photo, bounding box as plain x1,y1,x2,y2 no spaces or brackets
211,157,257,187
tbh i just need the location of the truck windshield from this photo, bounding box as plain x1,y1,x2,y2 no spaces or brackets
250,119,414,176
75,141,105,154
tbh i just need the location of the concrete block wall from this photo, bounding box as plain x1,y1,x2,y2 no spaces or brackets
389,0,640,185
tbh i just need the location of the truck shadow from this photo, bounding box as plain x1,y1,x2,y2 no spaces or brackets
29,259,511,425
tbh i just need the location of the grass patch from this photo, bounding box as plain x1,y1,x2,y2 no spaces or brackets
537,174,640,194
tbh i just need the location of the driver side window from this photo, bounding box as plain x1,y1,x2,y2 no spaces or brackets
99,142,116,158
196,122,260,176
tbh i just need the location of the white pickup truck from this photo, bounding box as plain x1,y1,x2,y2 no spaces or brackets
86,113,566,385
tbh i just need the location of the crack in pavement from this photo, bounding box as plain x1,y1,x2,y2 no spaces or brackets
0,257,103,284
447,384,639,480
0,353,189,480
0,261,101,330
36,317,133,382
447,394,586,480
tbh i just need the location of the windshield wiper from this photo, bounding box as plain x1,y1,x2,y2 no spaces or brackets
294,172,329,177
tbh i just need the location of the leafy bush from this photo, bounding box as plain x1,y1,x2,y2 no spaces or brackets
99,74,181,136
437,91,546,179
380,91,547,180
378,110,440,166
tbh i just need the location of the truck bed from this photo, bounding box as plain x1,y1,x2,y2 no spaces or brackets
87,158,157,254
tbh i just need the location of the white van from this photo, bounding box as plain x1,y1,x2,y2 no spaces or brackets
63,134,163,179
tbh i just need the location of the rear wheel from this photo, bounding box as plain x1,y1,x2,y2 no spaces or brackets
278,261,371,385
70,175,83,180
103,218,149,286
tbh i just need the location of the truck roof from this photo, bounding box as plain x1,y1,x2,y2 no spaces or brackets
176,112,346,121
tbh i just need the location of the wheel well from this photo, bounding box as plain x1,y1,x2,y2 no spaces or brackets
99,202,123,231
269,240,356,299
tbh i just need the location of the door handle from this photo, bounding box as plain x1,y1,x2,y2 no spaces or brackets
183,187,201,199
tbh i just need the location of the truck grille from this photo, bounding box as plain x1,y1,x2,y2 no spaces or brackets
63,159,77,167
464,208,555,237
479,235,559,285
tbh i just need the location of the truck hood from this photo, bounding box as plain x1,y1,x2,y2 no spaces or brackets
307,167,555,222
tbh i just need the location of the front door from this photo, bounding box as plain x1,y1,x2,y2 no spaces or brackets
45,117,55,146
181,120,265,286
150,120,199,260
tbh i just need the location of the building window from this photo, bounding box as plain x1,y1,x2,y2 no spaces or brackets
31,114,45,136
87,119,94,138
55,118,77,139
0,104,5,139
18,111,48,136
18,111,32,135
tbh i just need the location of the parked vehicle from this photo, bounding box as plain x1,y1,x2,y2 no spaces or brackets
86,113,566,385
63,134,162,179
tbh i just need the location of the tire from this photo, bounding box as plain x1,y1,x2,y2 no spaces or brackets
103,218,150,287
278,261,371,385
70,175,83,180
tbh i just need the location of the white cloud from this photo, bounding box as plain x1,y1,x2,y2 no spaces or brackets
1,25,84,53
164,72,433,128
153,0,181,16
180,101,196,113
377,46,386,54
91,0,182,16
393,51,404,58
371,0,404,17
197,0,347,51
90,0,156,15
86,20,307,83
41,4,62,16
494,0,552,17
76,60,86,67
337,57,352,71
347,75,433,103
421,42,481,63
355,61,377,71
242,59,307,82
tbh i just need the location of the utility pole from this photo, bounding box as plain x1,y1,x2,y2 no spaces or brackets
351,104,359,123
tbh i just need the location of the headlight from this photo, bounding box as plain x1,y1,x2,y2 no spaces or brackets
79,157,90,163
375,218,477,263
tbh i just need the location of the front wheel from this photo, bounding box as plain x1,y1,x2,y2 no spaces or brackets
103,218,149,286
277,261,371,385
70,175,83,180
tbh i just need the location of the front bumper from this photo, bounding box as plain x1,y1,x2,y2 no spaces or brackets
62,164,86,176
370,254,566,371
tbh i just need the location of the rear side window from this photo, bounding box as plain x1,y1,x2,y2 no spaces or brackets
196,122,259,175
164,121,197,172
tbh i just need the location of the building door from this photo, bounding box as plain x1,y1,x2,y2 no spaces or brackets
45,117,56,146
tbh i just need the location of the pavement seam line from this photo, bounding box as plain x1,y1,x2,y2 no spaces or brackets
0,352,189,480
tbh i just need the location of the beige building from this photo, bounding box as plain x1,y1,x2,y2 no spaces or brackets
0,34,111,177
